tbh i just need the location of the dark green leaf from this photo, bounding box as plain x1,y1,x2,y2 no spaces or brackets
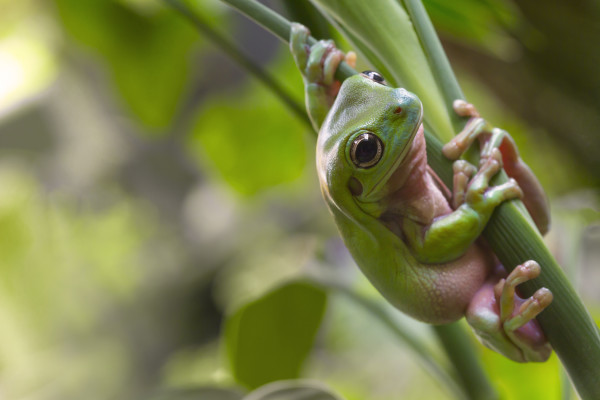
225,281,327,389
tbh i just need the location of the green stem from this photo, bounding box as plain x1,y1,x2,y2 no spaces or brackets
218,0,600,398
163,0,311,127
401,0,465,132
219,0,356,81
433,324,498,400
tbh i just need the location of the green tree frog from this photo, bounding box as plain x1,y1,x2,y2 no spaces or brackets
290,23,553,362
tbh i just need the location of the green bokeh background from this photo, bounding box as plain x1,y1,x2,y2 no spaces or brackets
0,0,598,399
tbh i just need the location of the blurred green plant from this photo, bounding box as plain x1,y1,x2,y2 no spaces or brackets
188,64,308,195
0,166,151,399
54,0,200,132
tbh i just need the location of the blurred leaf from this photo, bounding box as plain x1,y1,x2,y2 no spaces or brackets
188,55,308,196
480,348,562,399
225,280,327,389
150,387,244,400
423,0,519,56
53,0,200,131
245,380,344,400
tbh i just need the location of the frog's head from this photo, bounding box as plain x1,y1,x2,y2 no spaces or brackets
317,71,423,220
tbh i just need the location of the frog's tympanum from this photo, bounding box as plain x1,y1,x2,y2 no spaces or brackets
291,23,553,362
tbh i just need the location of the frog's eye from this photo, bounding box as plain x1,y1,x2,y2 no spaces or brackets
350,133,384,169
361,70,387,85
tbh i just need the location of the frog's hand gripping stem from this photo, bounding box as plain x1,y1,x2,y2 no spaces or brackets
404,148,522,264
289,23,355,131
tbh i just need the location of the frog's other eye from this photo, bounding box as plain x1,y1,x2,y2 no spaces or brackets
361,70,387,85
350,133,384,168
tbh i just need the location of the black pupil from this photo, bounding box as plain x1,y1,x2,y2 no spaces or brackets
355,135,379,163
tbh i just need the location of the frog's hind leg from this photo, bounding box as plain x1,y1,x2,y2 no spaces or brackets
466,260,553,362
482,129,549,234
442,100,550,234
496,260,553,362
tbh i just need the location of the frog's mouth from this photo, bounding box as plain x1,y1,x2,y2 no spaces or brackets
363,117,424,202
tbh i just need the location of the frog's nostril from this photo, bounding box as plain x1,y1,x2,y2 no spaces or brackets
394,106,403,114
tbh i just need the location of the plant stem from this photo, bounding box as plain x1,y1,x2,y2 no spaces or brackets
218,0,356,81
163,0,311,127
329,284,468,400
401,0,465,132
433,324,498,400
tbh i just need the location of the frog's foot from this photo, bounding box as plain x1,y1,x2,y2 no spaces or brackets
441,100,489,160
290,23,355,130
496,261,553,361
467,261,553,362
442,100,550,234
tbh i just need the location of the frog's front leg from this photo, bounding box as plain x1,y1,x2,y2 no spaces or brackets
290,23,355,131
404,146,523,264
467,261,553,362
443,100,550,234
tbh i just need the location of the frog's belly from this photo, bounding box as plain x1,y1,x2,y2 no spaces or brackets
385,243,493,325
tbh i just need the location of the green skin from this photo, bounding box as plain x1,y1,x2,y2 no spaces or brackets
291,23,553,363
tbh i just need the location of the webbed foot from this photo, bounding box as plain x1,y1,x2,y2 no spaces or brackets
443,100,550,234
467,260,553,362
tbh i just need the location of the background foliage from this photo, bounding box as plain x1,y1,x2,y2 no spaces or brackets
0,0,598,399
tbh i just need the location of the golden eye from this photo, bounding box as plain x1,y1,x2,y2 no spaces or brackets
350,133,383,168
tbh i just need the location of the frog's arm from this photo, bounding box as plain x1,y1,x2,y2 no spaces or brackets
290,23,355,131
404,206,482,263
403,150,522,264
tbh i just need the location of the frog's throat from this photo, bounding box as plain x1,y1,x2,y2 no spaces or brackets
363,119,424,202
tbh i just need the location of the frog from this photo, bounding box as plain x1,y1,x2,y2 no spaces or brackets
290,23,553,362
